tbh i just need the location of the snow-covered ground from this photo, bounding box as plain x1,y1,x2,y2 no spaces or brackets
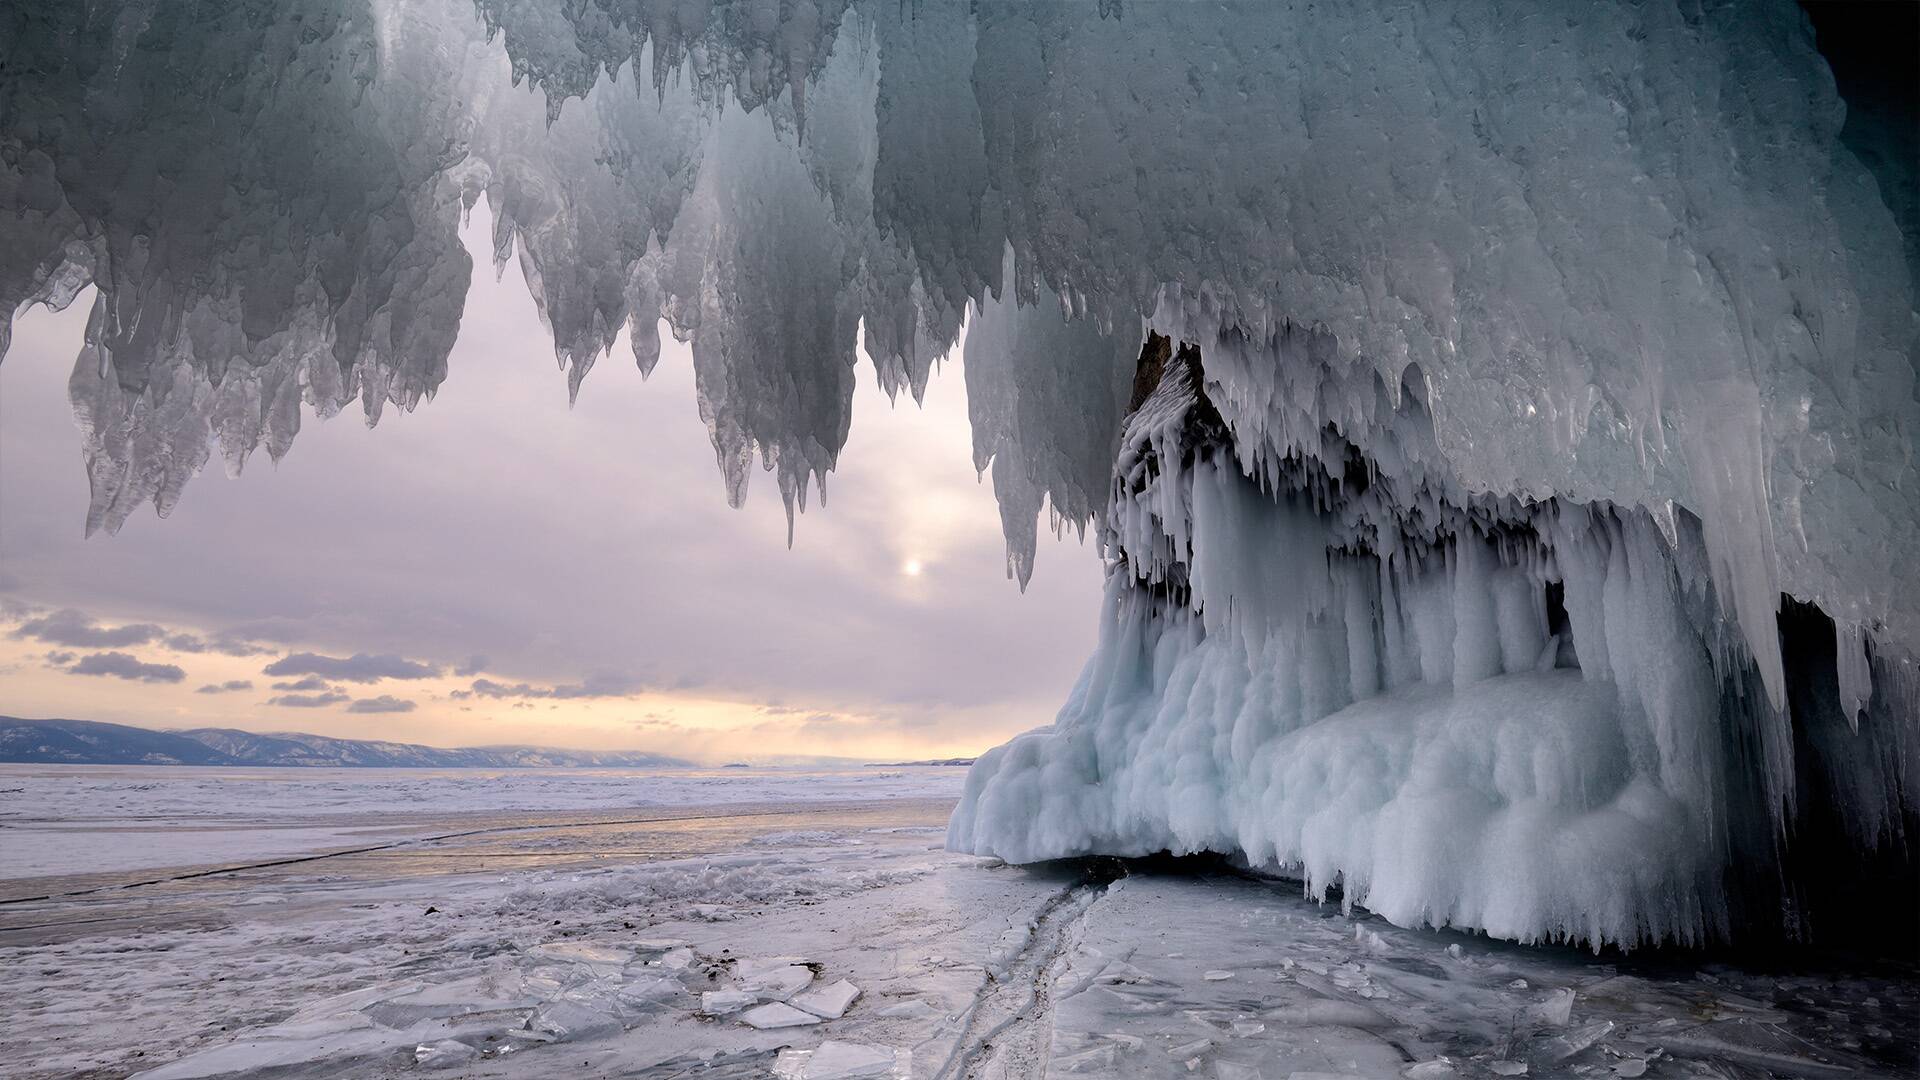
0,766,1912,1079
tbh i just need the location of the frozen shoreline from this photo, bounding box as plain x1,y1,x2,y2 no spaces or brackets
1,767,1914,1079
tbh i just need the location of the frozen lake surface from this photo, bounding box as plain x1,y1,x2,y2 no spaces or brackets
0,765,1912,1079
0,764,967,878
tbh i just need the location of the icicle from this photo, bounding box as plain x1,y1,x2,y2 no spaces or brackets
1835,622,1873,731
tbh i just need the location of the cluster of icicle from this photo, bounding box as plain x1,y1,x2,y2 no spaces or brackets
951,331,1918,948
4,1,1912,646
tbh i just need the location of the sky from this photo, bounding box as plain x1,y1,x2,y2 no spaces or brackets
0,208,1106,762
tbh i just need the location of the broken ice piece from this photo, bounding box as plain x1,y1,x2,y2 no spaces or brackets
801,1040,895,1079
1612,1060,1648,1078
1507,979,1529,990
1230,1019,1264,1037
773,1047,812,1080
658,947,697,971
1404,1059,1456,1078
877,999,938,1018
792,979,860,1019
740,963,814,1000
1537,1020,1613,1061
414,1040,478,1069
527,941,635,973
633,938,690,953
260,1011,378,1040
701,990,758,1016
530,1000,622,1042
740,1002,823,1030
619,975,686,1006
1215,1064,1263,1080
1489,1062,1528,1076
1531,988,1576,1027
1056,1045,1121,1074
1170,1039,1213,1057
1446,944,1465,959
1203,970,1235,981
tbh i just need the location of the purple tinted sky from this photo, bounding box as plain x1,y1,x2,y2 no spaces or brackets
0,210,1104,761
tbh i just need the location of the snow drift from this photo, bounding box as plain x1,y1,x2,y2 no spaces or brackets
3,0,1915,946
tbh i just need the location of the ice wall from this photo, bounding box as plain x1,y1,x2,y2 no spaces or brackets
3,0,1915,944
952,333,1919,946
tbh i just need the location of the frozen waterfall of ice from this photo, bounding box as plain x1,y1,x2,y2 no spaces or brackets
3,0,1915,946
951,335,1918,947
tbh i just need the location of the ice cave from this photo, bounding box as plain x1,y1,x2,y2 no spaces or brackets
3,0,1916,958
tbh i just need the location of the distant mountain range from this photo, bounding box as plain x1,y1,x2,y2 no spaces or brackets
0,717,691,768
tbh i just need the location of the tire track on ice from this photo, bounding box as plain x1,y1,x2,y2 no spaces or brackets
934,861,1121,1080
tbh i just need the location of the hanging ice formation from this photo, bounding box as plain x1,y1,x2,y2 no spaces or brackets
2,0,1914,946
951,330,1919,948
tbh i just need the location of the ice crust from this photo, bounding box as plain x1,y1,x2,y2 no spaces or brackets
4,0,1916,944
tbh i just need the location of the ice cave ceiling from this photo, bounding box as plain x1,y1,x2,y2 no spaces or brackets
2,0,1915,946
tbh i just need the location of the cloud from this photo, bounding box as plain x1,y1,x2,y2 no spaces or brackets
263,652,441,682
164,632,274,658
0,597,43,622
45,650,75,666
455,655,489,677
347,695,416,713
66,651,187,683
464,673,646,700
14,608,163,648
268,692,351,708
796,712,842,735
270,676,334,692
195,679,255,694
6,606,274,658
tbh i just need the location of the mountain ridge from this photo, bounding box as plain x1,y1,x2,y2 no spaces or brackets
0,717,692,768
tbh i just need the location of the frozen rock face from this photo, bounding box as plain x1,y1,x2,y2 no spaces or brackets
952,334,1919,947
3,0,1915,943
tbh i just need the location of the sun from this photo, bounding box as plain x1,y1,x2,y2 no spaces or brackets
901,558,924,577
